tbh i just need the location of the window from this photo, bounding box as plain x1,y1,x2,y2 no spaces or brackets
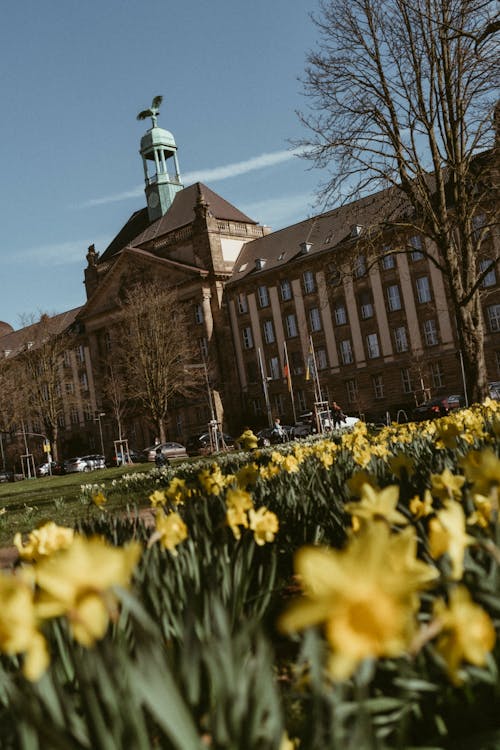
359,291,374,319
410,235,424,260
354,254,367,278
316,348,328,370
401,368,413,394
58,414,65,428
257,285,269,308
290,350,303,375
104,332,112,351
296,389,307,412
431,362,444,388
345,379,358,404
394,326,409,352
423,319,439,346
263,320,275,344
63,350,71,367
280,279,292,301
334,303,347,325
386,284,402,311
381,248,395,270
75,344,85,363
250,398,262,416
487,304,500,332
83,404,94,422
246,361,258,383
416,276,432,303
194,303,204,324
496,350,500,376
268,356,280,380
242,326,253,349
340,339,353,365
480,259,496,287
285,313,298,338
175,414,183,435
70,408,79,425
80,372,88,390
366,333,380,359
236,293,248,314
372,374,385,399
328,263,342,286
309,307,322,332
273,393,286,414
65,382,74,395
473,213,488,240
199,337,208,358
302,271,315,294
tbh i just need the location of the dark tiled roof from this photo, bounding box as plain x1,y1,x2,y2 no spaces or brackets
98,183,258,262
227,186,410,285
99,208,150,263
0,307,82,356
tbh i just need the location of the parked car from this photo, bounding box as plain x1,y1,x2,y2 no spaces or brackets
0,470,14,483
186,432,235,456
36,461,64,477
295,411,359,435
256,425,294,447
110,449,144,466
411,397,450,422
489,382,500,400
143,442,188,462
447,394,465,410
63,455,106,473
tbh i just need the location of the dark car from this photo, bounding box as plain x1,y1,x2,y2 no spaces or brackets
0,470,14,483
447,394,466,410
186,432,235,456
110,449,145,466
256,425,293,447
411,397,450,422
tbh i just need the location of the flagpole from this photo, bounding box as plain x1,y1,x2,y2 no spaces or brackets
283,340,297,424
258,347,273,427
309,335,322,404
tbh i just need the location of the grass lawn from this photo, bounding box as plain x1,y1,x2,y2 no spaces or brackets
0,463,155,548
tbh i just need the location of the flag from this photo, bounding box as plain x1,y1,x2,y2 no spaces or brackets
304,338,315,381
283,342,292,392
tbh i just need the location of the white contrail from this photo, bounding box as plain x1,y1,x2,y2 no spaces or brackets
80,147,307,208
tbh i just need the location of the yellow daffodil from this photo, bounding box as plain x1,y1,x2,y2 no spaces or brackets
409,490,434,520
248,506,279,545
344,484,408,526
347,471,379,497
149,510,188,554
14,522,75,562
460,449,500,496
0,572,49,681
388,453,415,479
282,454,300,473
468,493,496,529
92,490,107,508
164,477,188,505
279,523,425,680
430,469,465,502
198,465,227,495
226,487,254,540
428,501,474,580
35,535,141,647
435,420,462,449
235,462,259,489
149,489,166,507
433,586,496,684
259,463,281,480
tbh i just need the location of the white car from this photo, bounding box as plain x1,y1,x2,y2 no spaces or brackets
143,442,188,462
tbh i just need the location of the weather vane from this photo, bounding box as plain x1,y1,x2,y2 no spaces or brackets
136,95,163,127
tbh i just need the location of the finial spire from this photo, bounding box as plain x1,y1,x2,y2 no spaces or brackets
136,95,163,128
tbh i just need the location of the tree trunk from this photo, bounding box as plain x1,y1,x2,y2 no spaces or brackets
456,295,488,405
158,420,166,444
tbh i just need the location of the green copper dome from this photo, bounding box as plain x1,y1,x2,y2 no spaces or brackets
140,126,177,153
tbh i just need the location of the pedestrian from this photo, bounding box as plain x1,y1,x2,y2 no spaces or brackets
155,446,168,468
331,401,344,428
237,426,259,451
271,417,287,444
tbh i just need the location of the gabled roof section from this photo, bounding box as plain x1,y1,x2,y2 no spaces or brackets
0,307,82,358
99,207,150,263
227,186,410,285
132,182,258,247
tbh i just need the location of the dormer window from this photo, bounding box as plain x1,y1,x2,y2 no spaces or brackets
350,224,363,238
300,241,312,254
255,258,266,271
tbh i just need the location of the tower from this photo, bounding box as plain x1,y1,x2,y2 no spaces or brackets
137,96,183,222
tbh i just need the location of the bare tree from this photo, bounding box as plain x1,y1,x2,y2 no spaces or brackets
101,359,129,443
299,0,499,402
17,313,75,462
116,283,201,443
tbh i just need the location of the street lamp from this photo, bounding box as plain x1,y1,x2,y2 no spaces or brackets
94,412,106,457
185,362,219,451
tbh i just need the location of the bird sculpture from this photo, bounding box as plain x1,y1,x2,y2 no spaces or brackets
136,95,163,127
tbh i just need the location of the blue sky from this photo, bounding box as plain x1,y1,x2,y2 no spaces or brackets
0,0,324,328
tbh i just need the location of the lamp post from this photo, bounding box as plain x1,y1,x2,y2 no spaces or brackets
185,362,218,451
95,412,106,457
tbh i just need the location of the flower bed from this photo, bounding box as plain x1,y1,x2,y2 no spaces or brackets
2,401,500,748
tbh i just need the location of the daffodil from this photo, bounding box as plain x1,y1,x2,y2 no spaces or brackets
430,469,465,502
248,506,279,545
279,523,425,680
92,490,107,508
409,490,433,520
433,586,496,684
282,454,300,473
35,535,141,647
198,465,227,495
0,572,49,681
344,484,408,526
388,453,415,479
346,471,378,497
149,510,188,554
235,462,259,489
435,420,462,449
226,487,254,539
460,449,500,496
14,521,75,562
149,489,166,507
428,501,474,580
468,493,496,529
